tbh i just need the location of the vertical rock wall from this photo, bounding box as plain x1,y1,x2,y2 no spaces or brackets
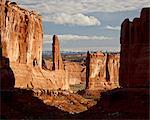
86,51,120,90
1,1,70,91
64,62,86,85
1,1,43,67
52,35,63,70
119,8,150,87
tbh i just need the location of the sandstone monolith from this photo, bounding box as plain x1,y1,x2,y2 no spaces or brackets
119,8,150,87
52,35,63,70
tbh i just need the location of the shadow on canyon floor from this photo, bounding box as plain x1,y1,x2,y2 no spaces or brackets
1,87,149,119
76,88,149,119
1,88,72,119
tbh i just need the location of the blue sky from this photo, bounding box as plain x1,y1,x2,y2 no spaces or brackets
13,0,150,52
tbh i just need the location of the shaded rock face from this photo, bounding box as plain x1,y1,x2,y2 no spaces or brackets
1,57,15,91
119,8,150,87
86,51,120,90
52,35,63,70
1,1,43,67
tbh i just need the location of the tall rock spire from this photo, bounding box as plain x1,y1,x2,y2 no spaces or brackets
52,35,63,70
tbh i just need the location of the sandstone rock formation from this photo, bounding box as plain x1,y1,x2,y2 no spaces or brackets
12,63,69,90
64,62,86,85
35,89,96,114
45,35,86,86
1,1,43,67
86,51,120,90
52,35,64,70
119,8,150,87
96,8,150,118
0,1,69,90
43,58,86,86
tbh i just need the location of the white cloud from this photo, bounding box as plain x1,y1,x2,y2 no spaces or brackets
43,34,52,44
15,0,150,13
44,34,113,42
12,0,150,25
106,25,120,30
44,13,100,26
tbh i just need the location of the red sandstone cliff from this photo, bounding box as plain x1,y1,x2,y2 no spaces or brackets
86,51,120,90
64,62,86,85
119,8,150,87
0,1,69,90
1,1,43,67
42,58,86,86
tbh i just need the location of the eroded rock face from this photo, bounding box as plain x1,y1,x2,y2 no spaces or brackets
42,59,86,86
119,8,150,87
1,1,43,67
11,63,69,90
86,51,120,90
52,35,64,70
64,62,86,85
1,1,70,91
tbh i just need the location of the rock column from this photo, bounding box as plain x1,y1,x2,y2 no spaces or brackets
52,35,63,70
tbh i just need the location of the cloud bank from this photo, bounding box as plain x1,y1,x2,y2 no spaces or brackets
106,25,120,30
44,34,113,43
13,0,150,26
44,13,100,26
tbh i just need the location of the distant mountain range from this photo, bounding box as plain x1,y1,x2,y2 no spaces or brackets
42,51,87,56
42,51,120,56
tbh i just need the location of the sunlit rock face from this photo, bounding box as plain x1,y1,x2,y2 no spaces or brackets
86,51,120,91
64,62,86,85
11,63,69,90
0,1,69,91
1,1,43,67
119,8,150,87
52,35,64,70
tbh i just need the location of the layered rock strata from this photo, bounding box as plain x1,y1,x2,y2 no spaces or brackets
86,51,120,90
64,62,86,85
0,1,69,90
1,1,43,67
119,8,150,87
43,58,86,86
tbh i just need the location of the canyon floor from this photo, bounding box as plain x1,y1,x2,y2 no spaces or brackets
1,88,149,119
